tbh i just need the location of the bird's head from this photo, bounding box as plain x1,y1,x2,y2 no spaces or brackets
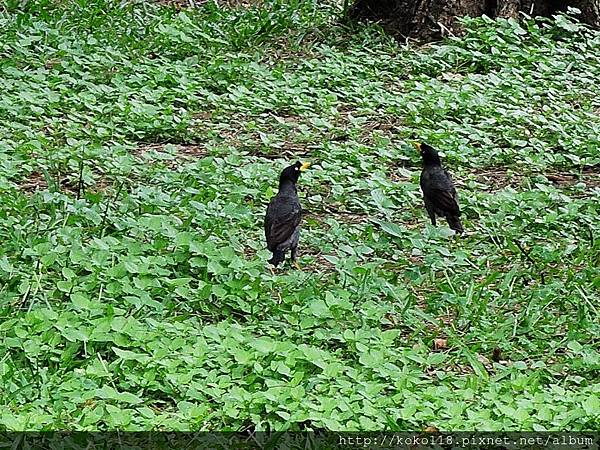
279,161,310,185
413,142,441,166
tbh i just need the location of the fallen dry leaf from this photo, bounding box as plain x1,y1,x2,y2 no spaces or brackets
433,338,448,350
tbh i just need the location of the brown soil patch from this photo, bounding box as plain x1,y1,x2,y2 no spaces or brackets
250,144,314,161
265,39,323,62
304,207,370,226
210,109,405,158
176,144,209,158
154,0,261,8
194,111,213,121
359,116,404,143
154,0,207,9
210,112,316,158
222,0,263,7
473,168,523,190
545,173,578,186
18,172,81,194
89,178,113,194
471,167,600,191
18,171,111,196
18,172,48,193
544,170,600,189
582,166,600,188
133,143,208,168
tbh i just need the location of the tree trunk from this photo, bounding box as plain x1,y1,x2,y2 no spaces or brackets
348,0,600,40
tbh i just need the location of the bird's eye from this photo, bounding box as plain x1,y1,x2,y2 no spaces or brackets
295,167,299,171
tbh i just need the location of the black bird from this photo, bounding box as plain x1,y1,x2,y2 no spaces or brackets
415,143,464,234
264,161,311,268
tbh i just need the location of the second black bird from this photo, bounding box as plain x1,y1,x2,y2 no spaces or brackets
416,143,464,234
264,161,310,268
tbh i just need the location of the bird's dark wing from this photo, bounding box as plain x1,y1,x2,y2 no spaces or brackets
421,167,460,215
429,188,460,214
265,196,302,251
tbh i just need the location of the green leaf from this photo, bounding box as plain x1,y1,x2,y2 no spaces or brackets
582,395,599,416
307,299,332,318
112,347,150,362
71,292,92,309
379,222,405,238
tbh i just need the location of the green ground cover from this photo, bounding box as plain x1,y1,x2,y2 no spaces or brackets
0,0,598,431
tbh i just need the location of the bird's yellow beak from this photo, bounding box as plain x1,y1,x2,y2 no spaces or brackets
300,162,311,172
413,142,422,152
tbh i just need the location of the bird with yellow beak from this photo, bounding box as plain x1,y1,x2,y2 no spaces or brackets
414,142,463,234
264,161,311,269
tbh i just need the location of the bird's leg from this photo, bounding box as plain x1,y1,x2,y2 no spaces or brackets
424,199,437,226
267,257,278,276
291,246,301,270
427,209,436,226
291,246,297,262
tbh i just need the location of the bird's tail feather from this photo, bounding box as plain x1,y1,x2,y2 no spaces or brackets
446,216,464,234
